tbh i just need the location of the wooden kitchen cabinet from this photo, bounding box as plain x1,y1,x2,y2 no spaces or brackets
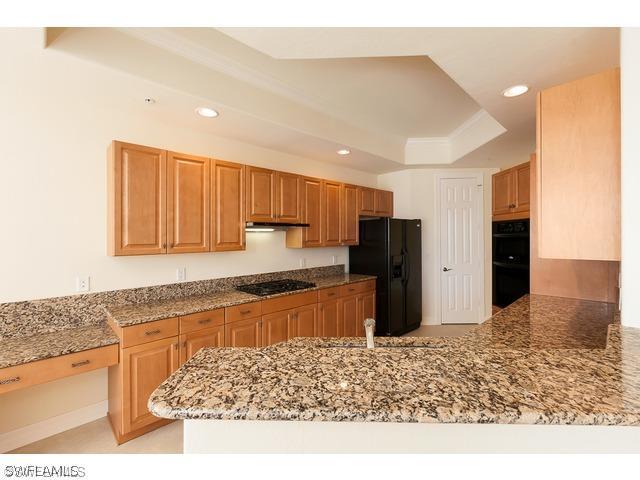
341,184,359,246
290,303,318,338
179,325,224,364
492,161,530,221
246,166,276,222
276,171,301,223
286,177,323,248
323,180,342,246
319,298,341,337
107,141,167,255
224,316,262,347
358,187,376,215
356,290,376,337
374,189,394,217
262,310,291,346
212,160,245,251
339,295,358,337
537,68,620,261
166,151,210,254
109,336,179,443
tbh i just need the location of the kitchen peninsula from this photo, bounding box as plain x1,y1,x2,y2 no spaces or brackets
149,295,640,453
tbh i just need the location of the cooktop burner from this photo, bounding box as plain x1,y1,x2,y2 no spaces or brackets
236,279,316,297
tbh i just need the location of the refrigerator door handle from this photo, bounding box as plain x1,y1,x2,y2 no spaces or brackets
402,251,410,283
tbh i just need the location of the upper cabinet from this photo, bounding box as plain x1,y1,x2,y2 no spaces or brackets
492,161,530,221
275,171,301,223
166,152,210,254
286,177,323,248
322,180,342,246
536,68,620,261
108,141,167,256
246,166,276,222
341,184,359,246
374,189,394,217
212,160,245,252
358,187,375,215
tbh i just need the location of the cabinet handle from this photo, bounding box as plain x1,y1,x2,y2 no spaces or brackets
174,343,179,350
71,360,90,368
198,319,212,325
0,376,21,385
327,292,336,296
145,329,161,336
182,341,187,348
240,309,252,315
348,288,355,292
162,243,167,249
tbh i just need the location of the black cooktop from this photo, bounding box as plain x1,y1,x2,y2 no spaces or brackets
236,279,316,297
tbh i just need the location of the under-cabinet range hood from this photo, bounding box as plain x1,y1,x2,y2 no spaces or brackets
245,221,310,232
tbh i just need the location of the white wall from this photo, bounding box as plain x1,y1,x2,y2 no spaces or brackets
378,167,498,325
620,28,640,328
0,29,378,304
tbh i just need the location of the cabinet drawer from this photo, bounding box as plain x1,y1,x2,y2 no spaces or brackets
122,318,179,348
0,344,118,395
318,287,341,302
340,280,375,297
261,291,318,315
180,309,225,334
225,301,262,323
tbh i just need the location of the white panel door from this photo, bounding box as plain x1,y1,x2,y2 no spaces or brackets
439,177,482,324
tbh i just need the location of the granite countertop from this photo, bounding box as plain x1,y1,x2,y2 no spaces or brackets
0,323,119,369
148,294,640,426
106,273,376,327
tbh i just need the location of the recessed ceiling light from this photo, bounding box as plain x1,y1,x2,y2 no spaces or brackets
337,149,351,155
502,85,529,98
195,107,219,118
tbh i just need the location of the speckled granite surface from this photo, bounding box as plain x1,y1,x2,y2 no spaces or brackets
0,265,345,340
0,323,119,369
106,273,375,327
149,295,640,426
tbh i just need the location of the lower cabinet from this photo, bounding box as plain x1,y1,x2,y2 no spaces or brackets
356,291,376,337
319,298,341,337
291,303,318,338
180,325,224,364
262,310,290,346
224,316,262,347
339,295,358,337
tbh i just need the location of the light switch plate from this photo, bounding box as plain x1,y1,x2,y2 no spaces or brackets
331,255,338,265
75,276,90,293
299,258,306,268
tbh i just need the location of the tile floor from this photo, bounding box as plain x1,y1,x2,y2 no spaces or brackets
11,323,475,454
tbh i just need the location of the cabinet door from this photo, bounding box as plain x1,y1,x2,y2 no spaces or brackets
122,337,179,434
179,325,224,364
212,160,245,251
246,166,276,222
513,163,530,214
356,291,376,337
374,190,394,217
358,187,375,215
323,181,342,246
291,303,318,338
492,169,513,216
341,184,359,246
318,298,341,337
167,152,210,254
262,310,291,347
224,317,262,347
108,141,167,256
340,295,358,337
302,177,323,247
276,172,301,223
538,68,620,261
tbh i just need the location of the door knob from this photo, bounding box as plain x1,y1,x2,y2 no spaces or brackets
442,267,452,272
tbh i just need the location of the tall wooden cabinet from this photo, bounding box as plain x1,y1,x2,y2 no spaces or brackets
212,160,245,251
166,152,210,254
492,161,530,221
108,141,167,255
536,68,620,261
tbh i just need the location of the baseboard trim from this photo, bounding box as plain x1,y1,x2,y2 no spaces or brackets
0,400,108,453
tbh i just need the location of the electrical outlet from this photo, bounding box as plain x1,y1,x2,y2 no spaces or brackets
75,276,90,293
331,255,338,265
299,258,306,268
176,267,187,282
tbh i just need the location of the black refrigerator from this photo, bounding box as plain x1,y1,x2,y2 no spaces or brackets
349,218,422,336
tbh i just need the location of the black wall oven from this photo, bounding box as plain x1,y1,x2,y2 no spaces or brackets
492,220,530,308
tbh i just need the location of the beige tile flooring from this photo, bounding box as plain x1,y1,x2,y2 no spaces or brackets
12,323,475,454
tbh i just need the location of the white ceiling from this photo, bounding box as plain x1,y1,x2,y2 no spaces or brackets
46,27,620,173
